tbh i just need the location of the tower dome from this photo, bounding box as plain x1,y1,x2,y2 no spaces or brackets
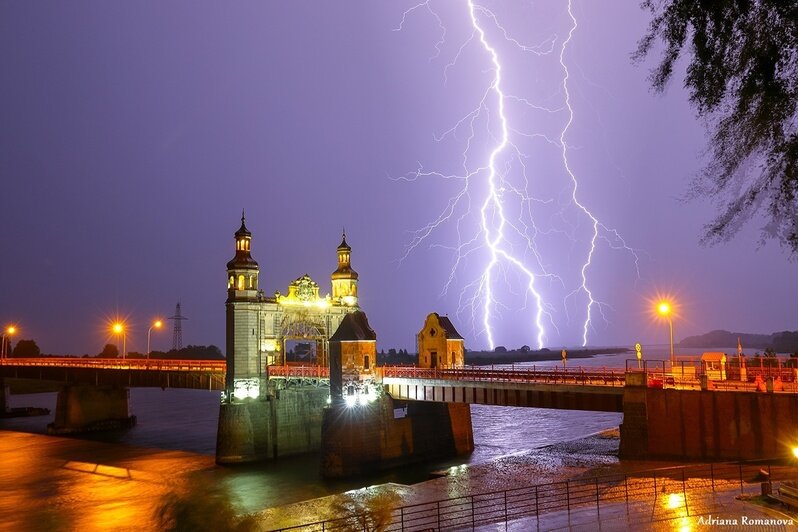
331,231,358,305
227,211,259,293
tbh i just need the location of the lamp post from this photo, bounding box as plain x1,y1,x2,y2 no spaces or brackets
112,322,126,359
146,319,163,359
657,302,675,367
1,325,17,359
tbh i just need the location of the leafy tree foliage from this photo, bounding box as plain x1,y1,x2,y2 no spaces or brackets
773,330,798,352
99,343,119,358
11,339,40,357
636,1,798,255
148,345,224,360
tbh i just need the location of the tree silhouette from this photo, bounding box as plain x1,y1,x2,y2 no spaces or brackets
11,339,40,357
636,1,798,255
99,343,119,358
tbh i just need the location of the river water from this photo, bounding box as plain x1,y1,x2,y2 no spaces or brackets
0,346,754,528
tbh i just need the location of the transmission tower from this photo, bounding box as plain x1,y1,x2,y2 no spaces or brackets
168,302,188,350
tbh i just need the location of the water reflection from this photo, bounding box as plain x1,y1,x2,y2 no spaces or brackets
156,472,257,531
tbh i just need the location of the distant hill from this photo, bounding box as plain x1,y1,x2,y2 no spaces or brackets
678,329,798,352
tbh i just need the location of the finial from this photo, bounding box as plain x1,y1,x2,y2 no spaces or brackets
242,209,245,223
342,226,346,239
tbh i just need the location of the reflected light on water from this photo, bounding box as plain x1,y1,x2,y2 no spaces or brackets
667,492,685,510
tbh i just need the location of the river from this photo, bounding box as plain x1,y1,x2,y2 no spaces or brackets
0,345,756,528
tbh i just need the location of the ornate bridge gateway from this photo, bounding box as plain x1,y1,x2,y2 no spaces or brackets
223,214,360,400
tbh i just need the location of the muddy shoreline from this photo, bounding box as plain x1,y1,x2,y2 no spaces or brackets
256,427,665,529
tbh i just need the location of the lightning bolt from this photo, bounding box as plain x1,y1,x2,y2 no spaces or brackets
396,0,639,349
466,0,549,349
558,0,640,346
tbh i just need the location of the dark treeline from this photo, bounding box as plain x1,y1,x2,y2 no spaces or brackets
377,348,414,366
465,347,631,366
375,346,631,366
128,345,224,360
3,340,223,360
679,330,798,353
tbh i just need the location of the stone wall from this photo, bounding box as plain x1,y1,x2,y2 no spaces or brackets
320,394,473,478
48,385,135,434
621,383,798,460
216,386,328,464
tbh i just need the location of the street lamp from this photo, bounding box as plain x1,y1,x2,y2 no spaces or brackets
112,321,126,359
146,319,163,359
1,325,17,359
657,301,675,367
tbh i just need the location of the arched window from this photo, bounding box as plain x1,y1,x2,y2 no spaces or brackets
364,355,370,371
228,276,234,288
238,275,245,291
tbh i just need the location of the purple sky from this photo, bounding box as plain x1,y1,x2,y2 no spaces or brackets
1,1,795,355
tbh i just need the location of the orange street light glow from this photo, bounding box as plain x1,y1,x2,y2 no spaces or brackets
657,302,671,316
112,322,124,334
6,325,16,335
153,320,163,329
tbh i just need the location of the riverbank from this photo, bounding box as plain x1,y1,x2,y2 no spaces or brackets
0,423,628,530
3,422,790,531
255,429,798,531
256,427,637,528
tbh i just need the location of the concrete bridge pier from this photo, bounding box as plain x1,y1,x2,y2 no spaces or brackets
0,380,8,414
620,371,798,461
47,385,136,434
619,371,648,459
216,386,329,464
320,394,473,478
216,400,272,463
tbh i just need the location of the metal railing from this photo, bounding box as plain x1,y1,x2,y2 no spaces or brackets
382,365,627,387
268,365,330,379
270,460,797,531
628,359,798,393
0,357,226,372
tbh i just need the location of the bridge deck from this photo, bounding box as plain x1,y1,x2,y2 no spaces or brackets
0,358,226,390
381,366,626,412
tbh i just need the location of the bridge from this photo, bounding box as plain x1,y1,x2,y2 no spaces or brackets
381,365,626,412
0,357,226,390
3,357,798,464
0,358,226,434
270,360,798,466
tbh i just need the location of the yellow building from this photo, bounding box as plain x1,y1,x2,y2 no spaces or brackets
417,313,465,369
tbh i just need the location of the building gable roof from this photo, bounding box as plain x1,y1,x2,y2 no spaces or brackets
330,311,376,342
436,314,464,340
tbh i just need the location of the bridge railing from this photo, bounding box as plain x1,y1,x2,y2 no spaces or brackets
0,357,226,372
382,365,627,387
267,365,330,379
628,359,798,393
269,459,797,531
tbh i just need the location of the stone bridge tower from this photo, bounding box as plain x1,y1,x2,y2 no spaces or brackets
225,213,261,397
